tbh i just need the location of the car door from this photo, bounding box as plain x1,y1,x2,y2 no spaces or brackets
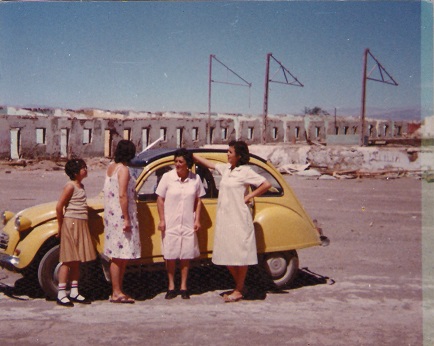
134,164,174,263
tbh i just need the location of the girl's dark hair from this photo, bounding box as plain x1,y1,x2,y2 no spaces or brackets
174,148,193,169
65,159,87,180
114,140,136,163
229,140,250,166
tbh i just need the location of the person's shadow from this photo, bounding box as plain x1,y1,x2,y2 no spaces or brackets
0,262,334,302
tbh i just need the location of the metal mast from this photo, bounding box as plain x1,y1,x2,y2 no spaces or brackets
360,48,398,146
262,53,304,144
207,54,252,144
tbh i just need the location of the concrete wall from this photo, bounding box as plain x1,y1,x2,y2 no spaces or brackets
0,106,421,160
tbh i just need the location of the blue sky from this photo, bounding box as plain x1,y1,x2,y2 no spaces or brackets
0,1,428,119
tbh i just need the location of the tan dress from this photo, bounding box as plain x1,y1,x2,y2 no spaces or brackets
59,181,97,263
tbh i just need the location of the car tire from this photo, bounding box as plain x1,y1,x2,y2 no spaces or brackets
262,250,299,288
37,245,61,299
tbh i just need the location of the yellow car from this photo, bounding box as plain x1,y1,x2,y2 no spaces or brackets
0,148,328,298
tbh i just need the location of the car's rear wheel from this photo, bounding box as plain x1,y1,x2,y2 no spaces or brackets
262,250,299,288
37,245,61,299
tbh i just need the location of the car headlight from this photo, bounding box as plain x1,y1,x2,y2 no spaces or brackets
1,211,15,225
14,215,32,232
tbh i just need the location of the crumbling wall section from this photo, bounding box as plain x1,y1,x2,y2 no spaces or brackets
0,107,421,160
238,118,262,145
285,119,305,143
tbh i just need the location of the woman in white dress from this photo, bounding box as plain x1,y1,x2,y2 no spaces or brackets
156,149,205,299
104,140,141,304
194,141,271,302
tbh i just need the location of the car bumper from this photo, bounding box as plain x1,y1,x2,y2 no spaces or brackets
0,252,19,266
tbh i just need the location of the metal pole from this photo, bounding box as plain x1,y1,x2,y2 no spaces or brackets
334,107,337,134
360,48,369,146
262,53,271,144
207,54,213,145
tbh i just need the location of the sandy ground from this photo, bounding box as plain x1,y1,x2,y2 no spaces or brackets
0,161,432,345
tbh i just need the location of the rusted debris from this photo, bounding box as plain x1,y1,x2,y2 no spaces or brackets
8,160,27,167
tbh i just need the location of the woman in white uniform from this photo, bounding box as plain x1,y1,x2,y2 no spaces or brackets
194,141,271,302
156,148,205,299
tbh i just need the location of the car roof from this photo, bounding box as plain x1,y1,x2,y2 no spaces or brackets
130,148,267,167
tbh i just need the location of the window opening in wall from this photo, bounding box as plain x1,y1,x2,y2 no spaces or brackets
60,129,69,158
272,127,278,139
368,124,374,136
352,126,358,135
104,129,113,157
142,128,150,150
344,126,349,135
210,127,215,143
123,128,131,140
295,126,300,139
221,128,227,140
10,128,21,159
83,129,92,144
160,128,167,141
315,127,320,138
248,127,254,140
176,128,183,148
36,128,46,144
335,126,339,135
192,127,199,141
396,126,402,136
384,125,389,137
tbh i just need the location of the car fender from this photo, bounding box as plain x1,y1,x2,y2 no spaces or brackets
254,205,321,254
15,220,58,269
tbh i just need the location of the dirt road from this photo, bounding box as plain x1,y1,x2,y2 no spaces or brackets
0,166,430,345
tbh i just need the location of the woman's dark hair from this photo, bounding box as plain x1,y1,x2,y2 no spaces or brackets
229,140,250,166
174,148,194,169
65,158,87,180
114,140,136,164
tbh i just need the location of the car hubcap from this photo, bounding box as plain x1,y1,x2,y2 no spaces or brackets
266,255,287,278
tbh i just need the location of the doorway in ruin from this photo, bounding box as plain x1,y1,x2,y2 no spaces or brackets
104,129,114,158
10,128,21,159
60,129,69,158
176,128,183,148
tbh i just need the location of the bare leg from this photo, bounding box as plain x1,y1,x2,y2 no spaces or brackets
226,265,248,299
58,263,70,286
180,259,190,291
110,258,127,299
166,259,176,291
68,261,80,282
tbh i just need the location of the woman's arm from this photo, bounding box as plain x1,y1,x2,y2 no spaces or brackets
244,180,272,204
118,165,131,232
193,154,216,170
193,197,202,232
156,196,166,232
56,183,74,236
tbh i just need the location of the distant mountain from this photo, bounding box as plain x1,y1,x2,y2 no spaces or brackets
336,106,422,121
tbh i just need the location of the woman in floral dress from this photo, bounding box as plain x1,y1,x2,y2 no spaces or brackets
104,140,141,303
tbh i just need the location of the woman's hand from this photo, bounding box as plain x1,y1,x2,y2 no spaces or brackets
244,194,253,205
158,220,166,232
123,218,132,233
194,220,201,232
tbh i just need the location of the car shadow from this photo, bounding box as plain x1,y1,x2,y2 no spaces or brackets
0,264,334,302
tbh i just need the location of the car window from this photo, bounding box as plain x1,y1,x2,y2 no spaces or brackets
195,163,282,198
136,165,174,202
195,165,219,199
249,164,283,196
129,167,144,181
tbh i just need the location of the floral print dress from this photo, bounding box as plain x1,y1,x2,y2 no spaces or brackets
103,164,141,259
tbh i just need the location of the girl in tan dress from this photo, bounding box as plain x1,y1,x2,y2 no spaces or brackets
55,159,97,307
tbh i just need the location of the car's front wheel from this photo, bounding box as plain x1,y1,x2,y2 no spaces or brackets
262,250,299,288
37,245,61,299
